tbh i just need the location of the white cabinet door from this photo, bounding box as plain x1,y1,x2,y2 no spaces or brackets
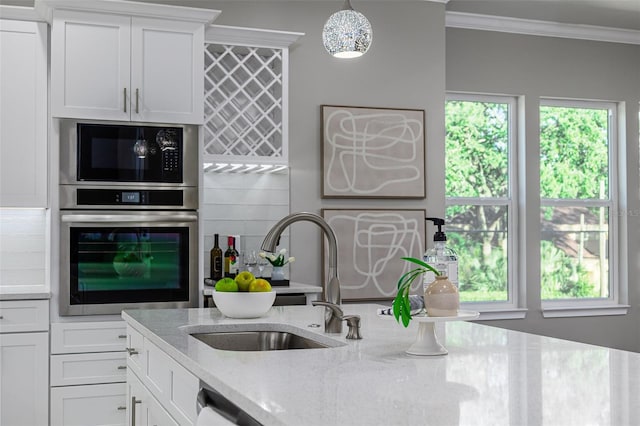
51,11,204,124
50,383,127,426
0,332,49,426
128,371,178,426
131,18,204,124
0,20,48,207
51,10,131,121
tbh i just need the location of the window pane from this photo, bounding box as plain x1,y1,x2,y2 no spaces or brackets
446,204,508,302
445,101,509,198
540,105,609,199
540,206,609,300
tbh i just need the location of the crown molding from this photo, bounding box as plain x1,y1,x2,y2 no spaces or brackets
446,11,640,45
34,0,220,24
0,5,43,22
206,25,304,49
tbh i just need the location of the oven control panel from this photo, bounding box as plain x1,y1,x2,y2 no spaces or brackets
76,189,184,206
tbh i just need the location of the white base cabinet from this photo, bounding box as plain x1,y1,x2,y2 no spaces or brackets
126,326,199,426
0,332,49,426
50,321,128,426
0,299,49,426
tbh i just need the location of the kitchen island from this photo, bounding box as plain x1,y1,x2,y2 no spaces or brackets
122,305,640,425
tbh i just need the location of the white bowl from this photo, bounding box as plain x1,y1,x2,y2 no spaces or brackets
211,290,276,319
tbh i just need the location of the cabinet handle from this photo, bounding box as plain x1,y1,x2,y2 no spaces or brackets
131,397,142,426
126,347,139,355
135,88,139,114
0,316,3,319
124,88,127,113
117,406,126,411
118,334,127,339
117,365,127,370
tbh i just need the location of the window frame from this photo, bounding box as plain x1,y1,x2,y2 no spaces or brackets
445,93,525,319
539,98,628,317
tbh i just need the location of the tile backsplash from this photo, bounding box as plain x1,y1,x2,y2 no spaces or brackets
201,171,290,277
0,209,48,292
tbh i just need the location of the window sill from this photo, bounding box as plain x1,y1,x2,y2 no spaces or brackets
541,304,630,318
461,304,528,320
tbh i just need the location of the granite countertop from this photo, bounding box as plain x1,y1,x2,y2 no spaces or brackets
122,305,640,426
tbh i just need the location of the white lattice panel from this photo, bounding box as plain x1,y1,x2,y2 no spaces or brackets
204,44,285,162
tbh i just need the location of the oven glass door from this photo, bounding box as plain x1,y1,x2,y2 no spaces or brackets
77,123,183,183
60,211,197,315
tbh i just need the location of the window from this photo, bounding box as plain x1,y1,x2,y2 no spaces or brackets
539,100,617,303
445,95,518,309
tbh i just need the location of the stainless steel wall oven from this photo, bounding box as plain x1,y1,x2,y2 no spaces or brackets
59,120,199,316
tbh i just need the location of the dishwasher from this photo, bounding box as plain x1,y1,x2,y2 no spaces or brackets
196,384,263,426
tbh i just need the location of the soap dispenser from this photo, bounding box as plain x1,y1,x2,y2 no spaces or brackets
423,217,459,290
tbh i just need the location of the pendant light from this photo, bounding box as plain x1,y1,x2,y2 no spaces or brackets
322,0,372,58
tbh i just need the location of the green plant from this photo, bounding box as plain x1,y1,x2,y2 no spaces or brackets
392,257,440,327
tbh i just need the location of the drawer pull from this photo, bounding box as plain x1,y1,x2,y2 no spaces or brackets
118,334,127,339
0,316,3,319
126,347,139,355
117,406,126,411
117,365,127,370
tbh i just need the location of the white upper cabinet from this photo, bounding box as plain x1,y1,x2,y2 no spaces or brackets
47,1,220,124
0,20,48,207
51,10,131,121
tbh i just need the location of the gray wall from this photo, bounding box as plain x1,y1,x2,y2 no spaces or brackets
204,0,447,300
447,28,640,352
194,1,640,351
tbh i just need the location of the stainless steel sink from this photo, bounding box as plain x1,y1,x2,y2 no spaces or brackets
191,330,330,351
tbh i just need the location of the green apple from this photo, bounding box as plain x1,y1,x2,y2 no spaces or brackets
234,271,255,292
215,277,238,292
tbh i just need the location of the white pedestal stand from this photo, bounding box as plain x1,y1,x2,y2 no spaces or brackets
380,310,479,356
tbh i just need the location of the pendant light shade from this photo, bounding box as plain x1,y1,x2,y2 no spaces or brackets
322,0,372,58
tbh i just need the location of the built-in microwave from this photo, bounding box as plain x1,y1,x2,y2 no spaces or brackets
59,120,198,187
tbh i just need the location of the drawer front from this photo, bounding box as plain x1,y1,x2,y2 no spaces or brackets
50,383,126,426
51,352,127,386
0,299,49,333
51,321,127,354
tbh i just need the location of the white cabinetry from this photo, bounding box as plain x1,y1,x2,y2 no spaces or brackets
126,325,199,426
0,19,48,207
202,26,303,169
50,321,128,426
0,299,49,426
51,10,205,124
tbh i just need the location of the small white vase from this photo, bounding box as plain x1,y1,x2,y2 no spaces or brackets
271,266,285,281
424,275,459,317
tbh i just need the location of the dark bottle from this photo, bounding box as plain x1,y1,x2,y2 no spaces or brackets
224,236,238,278
210,234,223,280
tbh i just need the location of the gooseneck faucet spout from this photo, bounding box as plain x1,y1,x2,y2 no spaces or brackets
261,212,342,332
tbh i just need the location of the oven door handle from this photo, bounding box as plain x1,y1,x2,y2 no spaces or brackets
61,214,198,223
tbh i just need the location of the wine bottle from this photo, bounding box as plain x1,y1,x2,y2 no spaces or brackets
210,234,223,280
224,236,237,278
230,237,240,277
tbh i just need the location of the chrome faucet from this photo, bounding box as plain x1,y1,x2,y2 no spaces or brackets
261,212,342,333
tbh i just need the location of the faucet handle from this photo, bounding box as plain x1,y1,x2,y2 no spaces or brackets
342,315,362,340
